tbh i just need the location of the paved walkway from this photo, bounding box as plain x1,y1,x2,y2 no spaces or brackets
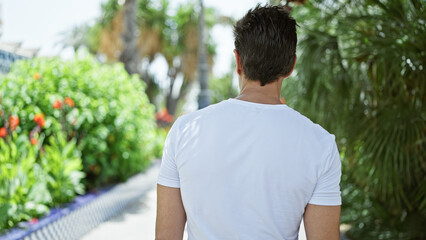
81,162,307,240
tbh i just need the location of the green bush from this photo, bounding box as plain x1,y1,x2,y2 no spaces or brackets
1,52,157,188
0,132,83,231
0,52,159,231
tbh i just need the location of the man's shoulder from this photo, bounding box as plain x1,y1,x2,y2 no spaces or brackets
285,106,330,130
173,101,225,129
284,106,335,145
174,101,334,141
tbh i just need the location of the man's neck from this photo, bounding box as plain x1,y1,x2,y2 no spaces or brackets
236,77,283,105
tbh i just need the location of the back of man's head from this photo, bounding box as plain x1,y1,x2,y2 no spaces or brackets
234,5,297,86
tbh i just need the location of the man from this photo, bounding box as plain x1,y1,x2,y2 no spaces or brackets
156,4,341,240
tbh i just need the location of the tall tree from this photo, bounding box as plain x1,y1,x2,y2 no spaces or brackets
119,0,140,76
162,2,216,115
83,0,217,116
285,0,425,239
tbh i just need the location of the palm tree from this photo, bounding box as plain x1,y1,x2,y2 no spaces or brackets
85,0,218,116
285,0,425,239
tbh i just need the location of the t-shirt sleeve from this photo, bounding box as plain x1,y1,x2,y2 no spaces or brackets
157,120,181,188
308,136,342,206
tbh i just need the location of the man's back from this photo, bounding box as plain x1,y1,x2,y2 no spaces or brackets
158,98,341,240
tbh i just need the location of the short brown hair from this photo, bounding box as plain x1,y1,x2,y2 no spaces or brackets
234,4,297,86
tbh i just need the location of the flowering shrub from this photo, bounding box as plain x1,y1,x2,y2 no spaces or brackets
0,132,84,231
0,52,159,232
0,52,157,188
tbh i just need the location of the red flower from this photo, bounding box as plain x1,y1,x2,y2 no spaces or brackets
64,97,74,107
53,100,62,109
0,127,7,138
30,138,38,145
29,218,39,224
9,116,19,131
34,114,45,128
33,73,41,80
165,114,173,123
155,108,174,123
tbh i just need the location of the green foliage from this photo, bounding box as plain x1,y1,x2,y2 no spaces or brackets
1,52,157,188
152,127,168,159
0,132,83,231
41,133,85,205
137,0,169,30
86,23,103,54
210,71,239,104
166,1,217,58
286,0,425,239
100,0,122,28
95,0,217,68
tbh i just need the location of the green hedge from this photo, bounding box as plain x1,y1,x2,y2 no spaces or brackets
0,52,158,231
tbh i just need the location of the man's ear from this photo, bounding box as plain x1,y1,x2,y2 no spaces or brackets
283,55,297,79
233,49,243,76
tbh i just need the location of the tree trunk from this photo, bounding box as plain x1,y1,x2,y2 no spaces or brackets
166,67,177,115
120,0,140,76
165,72,191,116
197,0,210,109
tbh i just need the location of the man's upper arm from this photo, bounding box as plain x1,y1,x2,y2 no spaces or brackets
304,135,342,239
308,136,342,206
156,184,186,240
156,119,186,240
157,118,181,188
304,204,341,240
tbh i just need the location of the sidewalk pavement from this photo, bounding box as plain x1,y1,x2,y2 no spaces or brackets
81,162,307,240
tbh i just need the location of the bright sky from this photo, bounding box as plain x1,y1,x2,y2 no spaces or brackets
0,0,267,76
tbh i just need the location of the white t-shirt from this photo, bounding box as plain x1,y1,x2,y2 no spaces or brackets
158,98,341,240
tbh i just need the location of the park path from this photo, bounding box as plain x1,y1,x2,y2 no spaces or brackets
81,161,307,240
